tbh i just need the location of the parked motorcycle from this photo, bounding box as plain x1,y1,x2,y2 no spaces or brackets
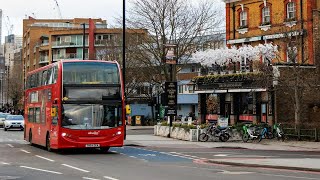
199,124,230,142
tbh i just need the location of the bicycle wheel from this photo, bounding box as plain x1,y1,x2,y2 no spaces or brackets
199,133,209,142
258,133,264,142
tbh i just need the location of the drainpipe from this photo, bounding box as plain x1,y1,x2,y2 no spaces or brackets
232,3,236,39
300,0,304,62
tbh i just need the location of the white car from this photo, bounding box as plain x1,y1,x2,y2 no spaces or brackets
0,113,10,127
3,115,24,131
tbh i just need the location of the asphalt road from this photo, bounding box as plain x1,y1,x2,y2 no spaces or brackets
0,128,319,180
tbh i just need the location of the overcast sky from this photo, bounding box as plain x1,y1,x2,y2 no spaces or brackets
1,0,225,42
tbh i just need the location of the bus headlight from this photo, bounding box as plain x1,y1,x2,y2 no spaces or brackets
62,133,67,137
116,131,122,135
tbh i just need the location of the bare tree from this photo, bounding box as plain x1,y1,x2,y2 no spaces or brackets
126,0,223,81
7,62,24,111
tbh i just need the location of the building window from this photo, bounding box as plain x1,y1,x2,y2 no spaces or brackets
240,11,248,27
287,46,298,63
287,2,295,20
262,7,270,25
178,85,183,94
188,85,194,93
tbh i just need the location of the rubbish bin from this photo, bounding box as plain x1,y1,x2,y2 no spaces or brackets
131,115,145,126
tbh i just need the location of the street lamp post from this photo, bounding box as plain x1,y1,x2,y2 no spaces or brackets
123,0,126,140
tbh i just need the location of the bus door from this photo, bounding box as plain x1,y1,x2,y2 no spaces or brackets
50,104,59,147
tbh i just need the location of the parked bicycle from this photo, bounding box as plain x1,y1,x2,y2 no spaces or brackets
199,124,230,142
241,124,260,142
258,123,274,142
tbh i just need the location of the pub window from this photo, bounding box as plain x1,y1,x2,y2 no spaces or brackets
206,94,218,114
240,93,253,114
35,107,41,123
287,46,298,63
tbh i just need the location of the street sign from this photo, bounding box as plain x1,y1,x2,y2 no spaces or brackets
163,44,177,64
165,82,177,116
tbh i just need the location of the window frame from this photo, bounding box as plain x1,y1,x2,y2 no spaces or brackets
287,2,296,19
240,11,248,27
262,6,271,24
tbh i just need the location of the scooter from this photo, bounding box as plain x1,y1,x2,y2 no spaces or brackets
242,124,260,142
273,123,285,141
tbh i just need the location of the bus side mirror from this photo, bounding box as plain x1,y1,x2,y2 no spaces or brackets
51,107,57,117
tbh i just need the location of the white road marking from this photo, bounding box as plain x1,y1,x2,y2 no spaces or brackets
129,156,137,158
61,164,90,173
20,166,62,174
220,170,254,175
103,176,119,180
168,152,198,160
214,154,228,157
35,155,55,162
20,149,31,154
262,173,320,180
83,177,100,180
1,162,10,165
7,144,14,148
138,154,156,157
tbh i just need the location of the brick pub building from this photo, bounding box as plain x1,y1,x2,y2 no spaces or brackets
195,0,320,127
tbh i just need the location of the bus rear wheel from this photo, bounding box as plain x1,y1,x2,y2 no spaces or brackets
29,130,33,145
46,133,52,152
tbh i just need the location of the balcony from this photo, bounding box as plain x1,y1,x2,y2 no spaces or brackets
39,56,49,64
52,53,88,61
52,41,88,48
40,42,49,47
94,39,120,47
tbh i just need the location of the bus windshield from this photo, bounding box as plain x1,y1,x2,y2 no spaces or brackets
63,62,119,85
62,104,122,129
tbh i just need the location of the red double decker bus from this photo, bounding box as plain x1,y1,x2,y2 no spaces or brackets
24,60,125,151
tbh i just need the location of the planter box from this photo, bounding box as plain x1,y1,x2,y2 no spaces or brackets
154,125,200,141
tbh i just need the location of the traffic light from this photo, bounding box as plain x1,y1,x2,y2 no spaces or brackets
125,104,131,115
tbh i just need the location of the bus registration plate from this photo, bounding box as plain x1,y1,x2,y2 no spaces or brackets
85,144,100,148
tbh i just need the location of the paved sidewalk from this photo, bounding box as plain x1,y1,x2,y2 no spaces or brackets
126,134,320,151
125,134,320,172
208,158,320,172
